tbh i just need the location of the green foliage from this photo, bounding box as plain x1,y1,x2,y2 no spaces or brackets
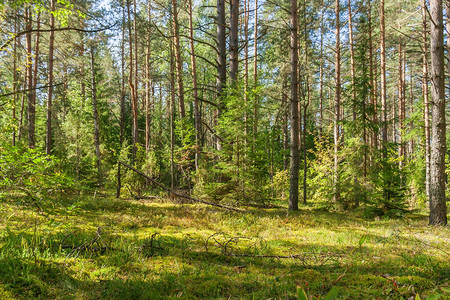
0,142,76,198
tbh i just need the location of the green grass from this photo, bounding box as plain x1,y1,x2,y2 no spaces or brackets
0,194,449,299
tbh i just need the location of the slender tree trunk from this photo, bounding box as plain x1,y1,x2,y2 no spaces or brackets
12,17,17,146
380,0,387,154
283,80,289,171
244,0,249,135
398,43,404,167
253,0,258,135
46,0,55,155
25,8,35,148
133,0,139,117
145,1,152,152
230,0,239,85
429,0,447,225
216,0,226,150
188,0,201,170
127,0,139,156
368,0,377,149
170,41,176,189
289,0,300,211
348,0,356,124
422,0,431,199
90,45,102,183
333,0,341,203
172,0,185,119
319,2,324,136
117,1,127,198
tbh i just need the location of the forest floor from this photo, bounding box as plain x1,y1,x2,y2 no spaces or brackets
0,194,449,299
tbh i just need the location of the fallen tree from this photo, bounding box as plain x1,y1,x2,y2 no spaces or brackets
118,161,247,213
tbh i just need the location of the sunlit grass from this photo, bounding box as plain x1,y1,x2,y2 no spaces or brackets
0,194,449,299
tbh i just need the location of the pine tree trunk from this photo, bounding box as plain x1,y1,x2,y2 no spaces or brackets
422,0,431,199
230,0,239,85
289,0,299,211
172,0,185,119
319,2,324,136
253,0,258,135
368,0,377,149
25,8,35,148
380,0,387,154
170,40,176,189
216,0,226,150
145,1,152,153
397,43,404,167
12,17,17,146
188,0,201,170
333,0,341,203
127,0,139,155
46,0,55,155
90,45,102,183
429,0,447,225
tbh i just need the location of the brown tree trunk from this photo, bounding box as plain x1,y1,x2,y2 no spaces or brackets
25,8,35,148
145,1,152,152
348,0,356,124
368,0,377,149
253,0,258,135
333,0,341,203
12,17,17,146
289,0,299,211
429,0,447,225
46,0,55,155
422,0,431,199
172,0,186,119
319,1,324,136
380,0,387,154
230,0,239,85
188,0,201,170
216,0,226,150
170,41,176,188
117,1,127,198
90,45,102,183
397,43,404,167
127,0,139,155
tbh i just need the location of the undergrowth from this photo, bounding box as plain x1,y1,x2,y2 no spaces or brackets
0,194,448,299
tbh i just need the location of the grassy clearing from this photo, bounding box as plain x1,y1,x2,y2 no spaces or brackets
0,194,449,299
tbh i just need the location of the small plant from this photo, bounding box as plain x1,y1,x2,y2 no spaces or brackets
297,286,339,300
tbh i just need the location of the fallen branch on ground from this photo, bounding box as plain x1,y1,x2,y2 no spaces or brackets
118,161,247,213
17,187,48,218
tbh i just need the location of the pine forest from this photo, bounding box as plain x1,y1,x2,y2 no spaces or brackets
0,0,449,299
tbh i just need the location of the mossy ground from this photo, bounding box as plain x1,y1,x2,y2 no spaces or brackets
0,194,448,299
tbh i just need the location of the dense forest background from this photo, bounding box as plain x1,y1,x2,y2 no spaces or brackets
1,0,449,224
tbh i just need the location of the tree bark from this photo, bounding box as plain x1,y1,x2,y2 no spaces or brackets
216,0,226,150
46,0,55,155
319,1,324,136
25,8,35,148
90,45,102,183
188,0,201,170
145,1,152,152
397,43,404,167
289,0,299,211
12,17,17,146
422,0,431,199
380,0,387,154
172,0,186,119
368,0,377,149
253,0,258,135
229,0,239,85
333,0,341,203
127,0,139,155
429,0,447,225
